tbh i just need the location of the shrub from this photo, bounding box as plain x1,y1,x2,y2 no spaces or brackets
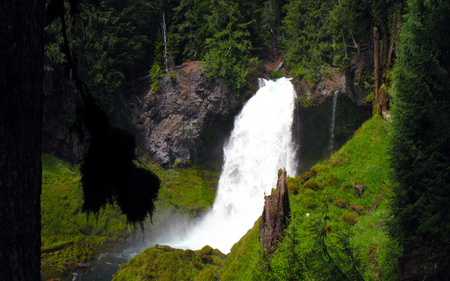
302,179,323,191
269,70,284,79
294,70,307,80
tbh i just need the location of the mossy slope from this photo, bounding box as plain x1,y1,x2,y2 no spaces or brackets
113,117,400,280
267,117,400,280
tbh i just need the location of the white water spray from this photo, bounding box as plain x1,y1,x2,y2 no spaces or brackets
329,90,338,154
160,78,298,253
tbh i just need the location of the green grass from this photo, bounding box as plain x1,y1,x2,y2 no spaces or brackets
113,117,401,280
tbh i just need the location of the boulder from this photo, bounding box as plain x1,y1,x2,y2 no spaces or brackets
259,169,291,255
138,66,240,167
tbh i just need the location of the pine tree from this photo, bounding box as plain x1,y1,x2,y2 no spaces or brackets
204,0,255,95
389,0,450,278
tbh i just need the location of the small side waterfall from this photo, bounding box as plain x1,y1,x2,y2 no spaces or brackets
160,78,298,253
329,90,338,154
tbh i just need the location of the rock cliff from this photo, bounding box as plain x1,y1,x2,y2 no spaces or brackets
259,168,291,254
137,65,240,167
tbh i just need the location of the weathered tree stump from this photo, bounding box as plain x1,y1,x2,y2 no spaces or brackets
259,168,291,255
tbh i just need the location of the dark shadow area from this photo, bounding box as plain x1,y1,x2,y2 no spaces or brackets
296,93,372,174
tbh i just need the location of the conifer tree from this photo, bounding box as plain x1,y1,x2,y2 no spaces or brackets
390,0,450,278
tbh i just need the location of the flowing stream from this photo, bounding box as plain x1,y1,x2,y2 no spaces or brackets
158,77,298,253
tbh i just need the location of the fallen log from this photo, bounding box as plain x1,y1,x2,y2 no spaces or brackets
368,187,385,215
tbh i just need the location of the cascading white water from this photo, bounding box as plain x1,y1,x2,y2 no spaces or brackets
160,77,298,253
329,90,338,154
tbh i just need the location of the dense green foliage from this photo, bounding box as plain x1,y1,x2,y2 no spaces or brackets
45,0,160,113
282,0,404,99
389,0,450,278
44,0,408,112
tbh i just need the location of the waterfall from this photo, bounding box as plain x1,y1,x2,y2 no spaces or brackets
160,78,298,254
329,90,338,154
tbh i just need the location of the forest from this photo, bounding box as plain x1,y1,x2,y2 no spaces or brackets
43,0,403,107
1,0,449,280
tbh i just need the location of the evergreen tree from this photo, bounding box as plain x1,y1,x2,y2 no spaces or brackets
173,0,209,60
204,0,256,95
283,0,340,86
390,0,450,278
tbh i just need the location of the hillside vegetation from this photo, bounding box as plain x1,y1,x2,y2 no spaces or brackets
40,154,219,280
114,117,400,280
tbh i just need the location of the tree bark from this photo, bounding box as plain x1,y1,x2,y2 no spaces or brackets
0,0,45,280
374,27,380,115
260,169,290,255
276,0,282,38
269,0,275,55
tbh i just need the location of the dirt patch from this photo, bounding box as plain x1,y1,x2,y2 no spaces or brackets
177,61,203,74
264,56,286,77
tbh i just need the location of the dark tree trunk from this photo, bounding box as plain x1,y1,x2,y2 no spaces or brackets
269,0,275,55
276,0,282,38
0,0,45,280
374,28,380,114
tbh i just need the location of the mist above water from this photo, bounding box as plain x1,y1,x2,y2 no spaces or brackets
157,78,298,253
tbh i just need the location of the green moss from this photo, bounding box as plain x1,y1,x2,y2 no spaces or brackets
112,245,227,281
302,179,323,191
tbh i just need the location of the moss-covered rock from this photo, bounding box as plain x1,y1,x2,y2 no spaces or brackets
112,245,226,281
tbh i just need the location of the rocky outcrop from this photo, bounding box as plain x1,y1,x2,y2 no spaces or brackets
137,66,240,167
259,169,291,254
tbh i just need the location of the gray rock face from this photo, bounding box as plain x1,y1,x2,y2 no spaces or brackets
138,67,240,167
